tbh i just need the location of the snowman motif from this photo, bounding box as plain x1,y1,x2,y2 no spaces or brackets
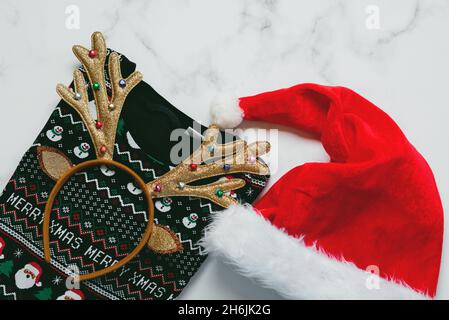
0,236,5,259
100,165,116,177
57,289,84,300
73,142,91,159
46,126,64,142
182,213,199,229
127,182,143,195
155,197,173,213
14,262,42,289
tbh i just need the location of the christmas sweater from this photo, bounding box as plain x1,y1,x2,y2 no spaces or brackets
0,32,270,300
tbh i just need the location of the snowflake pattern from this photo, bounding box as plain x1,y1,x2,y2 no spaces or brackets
52,276,63,285
13,248,23,258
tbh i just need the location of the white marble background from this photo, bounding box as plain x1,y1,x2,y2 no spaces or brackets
0,0,448,299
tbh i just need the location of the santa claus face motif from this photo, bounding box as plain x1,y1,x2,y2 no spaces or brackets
46,126,64,142
73,142,91,159
155,197,173,212
14,263,42,290
56,290,84,300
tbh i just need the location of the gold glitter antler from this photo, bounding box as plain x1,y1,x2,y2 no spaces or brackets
56,32,143,160
147,125,270,208
39,33,184,256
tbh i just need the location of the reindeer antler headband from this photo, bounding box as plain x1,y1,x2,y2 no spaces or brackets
55,32,143,160
39,32,270,281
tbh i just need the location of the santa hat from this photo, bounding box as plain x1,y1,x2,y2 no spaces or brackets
0,236,5,259
204,83,444,299
26,262,42,287
64,289,84,300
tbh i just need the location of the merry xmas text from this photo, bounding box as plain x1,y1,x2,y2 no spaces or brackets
6,192,117,267
5,192,172,299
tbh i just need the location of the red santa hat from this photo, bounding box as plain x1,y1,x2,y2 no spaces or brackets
25,262,42,287
0,236,5,259
64,289,85,300
204,83,444,299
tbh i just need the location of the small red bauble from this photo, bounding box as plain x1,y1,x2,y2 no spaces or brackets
100,146,107,154
189,163,198,171
88,50,97,58
95,120,103,129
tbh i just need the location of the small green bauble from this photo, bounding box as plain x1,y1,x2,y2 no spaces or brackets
92,82,100,90
215,189,224,198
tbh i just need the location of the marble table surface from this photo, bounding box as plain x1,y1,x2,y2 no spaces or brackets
0,0,448,299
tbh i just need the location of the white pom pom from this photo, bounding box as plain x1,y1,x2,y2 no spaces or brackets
210,95,244,128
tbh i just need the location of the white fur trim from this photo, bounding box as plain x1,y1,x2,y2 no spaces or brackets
36,282,42,287
210,95,243,128
0,254,4,260
201,205,429,300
